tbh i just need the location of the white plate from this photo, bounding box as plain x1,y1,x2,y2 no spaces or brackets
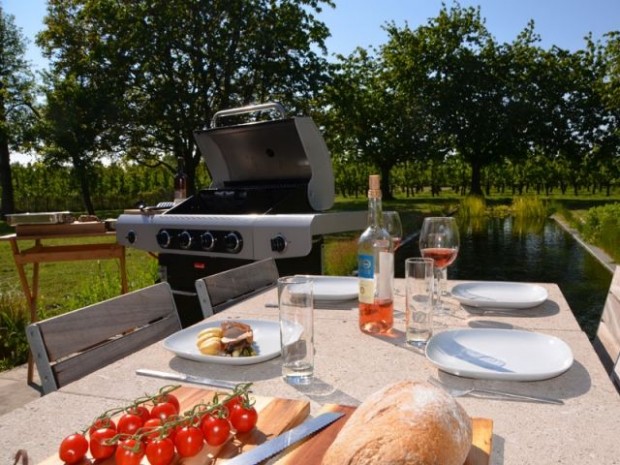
297,275,358,301
425,328,574,381
163,319,280,365
451,282,548,309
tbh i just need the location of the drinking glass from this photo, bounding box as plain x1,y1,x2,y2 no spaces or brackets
405,257,435,348
383,211,403,251
278,276,314,385
419,217,459,315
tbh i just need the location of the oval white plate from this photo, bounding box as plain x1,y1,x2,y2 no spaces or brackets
297,275,358,301
451,282,548,309
163,319,280,365
425,328,573,381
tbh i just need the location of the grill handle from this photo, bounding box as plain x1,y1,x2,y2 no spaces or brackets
211,102,287,128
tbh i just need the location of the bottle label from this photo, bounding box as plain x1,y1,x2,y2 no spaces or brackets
358,254,374,304
358,254,374,279
377,251,394,300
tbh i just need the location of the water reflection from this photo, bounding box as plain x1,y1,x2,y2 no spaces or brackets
396,216,612,339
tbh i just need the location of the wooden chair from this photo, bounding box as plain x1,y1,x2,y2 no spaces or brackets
26,282,181,394
593,266,620,385
195,258,280,318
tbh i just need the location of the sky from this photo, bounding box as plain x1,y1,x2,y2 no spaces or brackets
4,0,620,70
2,0,620,162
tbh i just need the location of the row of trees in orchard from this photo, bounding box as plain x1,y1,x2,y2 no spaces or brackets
0,1,619,216
10,152,618,214
318,6,620,199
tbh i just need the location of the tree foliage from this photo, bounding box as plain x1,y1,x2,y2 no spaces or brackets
37,0,334,202
0,7,38,216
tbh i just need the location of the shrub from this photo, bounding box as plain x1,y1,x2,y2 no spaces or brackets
511,196,548,218
324,237,358,276
0,293,30,371
581,203,620,262
458,195,487,219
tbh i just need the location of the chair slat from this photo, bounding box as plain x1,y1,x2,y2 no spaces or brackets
195,258,279,317
39,283,176,361
53,315,179,388
26,282,181,394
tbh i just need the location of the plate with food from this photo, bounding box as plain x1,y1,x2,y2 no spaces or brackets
163,319,281,365
451,281,548,309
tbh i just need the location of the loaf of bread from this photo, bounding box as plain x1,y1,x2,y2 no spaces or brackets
321,380,472,465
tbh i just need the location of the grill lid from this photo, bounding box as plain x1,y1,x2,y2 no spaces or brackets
193,103,335,212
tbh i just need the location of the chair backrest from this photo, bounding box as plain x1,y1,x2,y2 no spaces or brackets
593,266,620,377
195,258,280,318
26,282,181,394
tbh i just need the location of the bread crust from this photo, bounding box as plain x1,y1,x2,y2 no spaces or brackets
321,380,472,465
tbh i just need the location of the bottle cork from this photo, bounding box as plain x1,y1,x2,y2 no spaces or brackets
368,174,381,198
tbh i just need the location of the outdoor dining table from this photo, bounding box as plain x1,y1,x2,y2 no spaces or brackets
1,279,619,465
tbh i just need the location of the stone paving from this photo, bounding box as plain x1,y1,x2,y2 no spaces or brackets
0,364,42,416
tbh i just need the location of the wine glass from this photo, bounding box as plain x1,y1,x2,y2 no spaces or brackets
383,211,403,250
418,217,459,315
383,211,404,296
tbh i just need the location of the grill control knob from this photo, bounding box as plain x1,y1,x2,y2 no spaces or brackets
178,230,193,250
156,230,172,248
126,231,137,244
270,234,287,253
200,231,216,251
224,231,243,253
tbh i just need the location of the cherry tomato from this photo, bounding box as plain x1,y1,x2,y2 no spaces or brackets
118,412,144,435
229,404,258,433
89,427,117,460
174,425,204,457
146,437,175,465
88,416,116,436
151,401,178,422
224,395,243,413
142,417,163,443
128,404,151,424
115,438,145,465
155,393,180,413
161,415,179,443
58,433,88,465
201,414,231,446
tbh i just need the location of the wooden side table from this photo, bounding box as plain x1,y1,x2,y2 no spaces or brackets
0,230,128,384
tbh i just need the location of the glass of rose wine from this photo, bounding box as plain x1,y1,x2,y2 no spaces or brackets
418,217,459,315
383,211,403,250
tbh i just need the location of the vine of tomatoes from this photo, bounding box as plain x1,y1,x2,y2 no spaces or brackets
57,383,257,465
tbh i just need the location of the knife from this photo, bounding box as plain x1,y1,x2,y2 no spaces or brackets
135,368,238,390
225,411,344,465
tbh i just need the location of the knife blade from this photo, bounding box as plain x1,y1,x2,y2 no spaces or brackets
225,411,344,465
135,368,238,390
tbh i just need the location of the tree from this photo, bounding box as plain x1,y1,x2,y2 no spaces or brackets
38,0,334,199
0,7,38,217
320,45,440,199
382,4,533,196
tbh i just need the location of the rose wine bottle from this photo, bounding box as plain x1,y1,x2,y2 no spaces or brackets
358,174,394,334
173,157,188,204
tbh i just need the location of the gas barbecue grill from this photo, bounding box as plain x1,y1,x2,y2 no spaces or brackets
116,103,366,326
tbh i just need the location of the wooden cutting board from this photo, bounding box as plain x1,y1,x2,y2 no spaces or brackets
273,404,493,465
38,386,492,464
39,386,310,465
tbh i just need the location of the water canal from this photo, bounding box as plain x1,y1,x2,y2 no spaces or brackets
395,216,613,339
